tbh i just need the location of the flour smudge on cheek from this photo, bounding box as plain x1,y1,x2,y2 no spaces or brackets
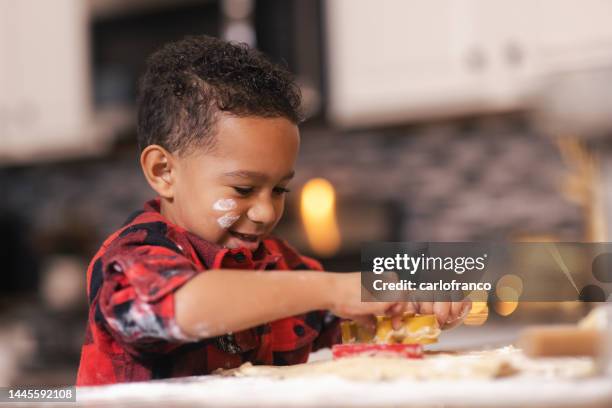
217,213,240,229
212,198,240,229
212,198,237,211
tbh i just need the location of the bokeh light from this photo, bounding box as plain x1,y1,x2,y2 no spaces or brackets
464,302,489,326
300,178,342,257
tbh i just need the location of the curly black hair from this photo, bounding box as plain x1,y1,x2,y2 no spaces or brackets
137,35,303,154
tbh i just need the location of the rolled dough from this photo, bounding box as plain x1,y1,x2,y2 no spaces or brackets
219,346,596,381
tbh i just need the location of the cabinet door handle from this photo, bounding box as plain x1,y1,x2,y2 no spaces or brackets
465,47,487,72
504,41,524,67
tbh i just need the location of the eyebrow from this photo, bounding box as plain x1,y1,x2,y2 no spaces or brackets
222,170,295,182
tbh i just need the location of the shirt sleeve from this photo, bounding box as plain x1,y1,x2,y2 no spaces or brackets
299,255,341,350
95,224,200,356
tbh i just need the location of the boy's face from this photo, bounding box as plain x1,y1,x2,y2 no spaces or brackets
164,115,299,251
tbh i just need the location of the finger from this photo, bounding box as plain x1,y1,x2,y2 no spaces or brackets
377,302,396,316
448,301,464,323
444,300,473,329
391,314,403,330
404,301,417,316
387,302,406,316
418,301,434,315
434,302,451,327
461,300,472,317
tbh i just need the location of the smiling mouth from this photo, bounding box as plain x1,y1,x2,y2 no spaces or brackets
229,231,261,242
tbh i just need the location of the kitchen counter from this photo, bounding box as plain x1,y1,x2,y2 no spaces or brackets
74,372,612,408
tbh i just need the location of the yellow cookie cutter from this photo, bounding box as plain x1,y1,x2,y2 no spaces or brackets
341,314,440,345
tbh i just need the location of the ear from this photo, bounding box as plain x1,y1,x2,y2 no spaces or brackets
140,145,176,199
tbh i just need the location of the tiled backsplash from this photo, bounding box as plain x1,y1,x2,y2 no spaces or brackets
0,115,583,261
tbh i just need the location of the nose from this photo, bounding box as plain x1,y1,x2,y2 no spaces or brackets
246,196,277,226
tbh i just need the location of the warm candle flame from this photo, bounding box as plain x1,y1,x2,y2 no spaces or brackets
300,178,341,257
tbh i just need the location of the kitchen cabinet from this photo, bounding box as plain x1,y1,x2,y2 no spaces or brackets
325,0,612,127
0,0,104,164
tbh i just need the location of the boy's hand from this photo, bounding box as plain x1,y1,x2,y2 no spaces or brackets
327,273,472,332
328,273,408,332
409,300,472,329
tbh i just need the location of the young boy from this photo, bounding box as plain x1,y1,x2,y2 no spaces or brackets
77,36,470,385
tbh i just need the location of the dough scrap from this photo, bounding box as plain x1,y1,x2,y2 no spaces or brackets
219,351,515,381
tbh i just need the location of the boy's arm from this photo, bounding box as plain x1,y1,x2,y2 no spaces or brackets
97,239,465,353
96,230,399,355
174,267,473,340
175,270,345,338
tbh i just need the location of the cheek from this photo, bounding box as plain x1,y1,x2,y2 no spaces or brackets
186,202,220,235
272,198,286,225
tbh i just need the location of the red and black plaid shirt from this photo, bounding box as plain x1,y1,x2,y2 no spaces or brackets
77,199,339,385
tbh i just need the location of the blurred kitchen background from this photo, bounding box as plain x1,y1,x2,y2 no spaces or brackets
2,0,612,386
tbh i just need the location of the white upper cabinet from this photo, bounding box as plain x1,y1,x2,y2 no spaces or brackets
325,0,612,127
0,0,105,164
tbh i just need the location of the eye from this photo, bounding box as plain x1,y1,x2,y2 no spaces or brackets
233,186,253,196
273,186,291,195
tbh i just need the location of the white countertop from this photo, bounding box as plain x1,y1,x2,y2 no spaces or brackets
75,374,612,408
73,323,612,408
